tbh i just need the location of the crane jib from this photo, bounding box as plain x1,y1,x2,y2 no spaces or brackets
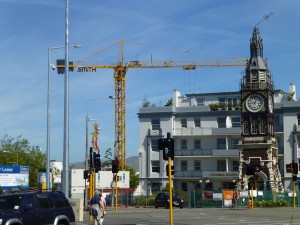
77,66,97,72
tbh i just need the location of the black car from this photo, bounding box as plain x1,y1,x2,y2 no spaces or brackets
154,192,184,209
0,191,76,225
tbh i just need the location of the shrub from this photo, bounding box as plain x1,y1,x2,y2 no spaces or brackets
255,199,288,207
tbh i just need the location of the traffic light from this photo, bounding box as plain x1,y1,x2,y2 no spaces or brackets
83,170,89,180
158,133,174,161
166,138,174,160
158,138,168,160
166,164,174,177
286,163,292,173
56,59,74,74
89,147,93,168
93,152,101,172
93,153,101,167
293,162,299,174
112,159,119,173
293,175,298,182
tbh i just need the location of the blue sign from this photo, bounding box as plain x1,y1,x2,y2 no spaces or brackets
0,165,29,190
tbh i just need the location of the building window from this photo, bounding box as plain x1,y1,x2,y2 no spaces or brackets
217,97,240,110
181,182,188,191
251,117,258,134
181,160,188,171
297,135,300,149
196,98,204,106
243,119,250,134
259,118,266,134
217,117,226,128
195,183,201,190
232,98,240,109
231,138,239,149
274,115,280,131
151,119,160,130
252,72,259,82
151,182,161,194
194,140,201,149
151,139,159,151
181,140,187,149
194,118,201,127
218,97,226,110
194,161,201,171
217,138,226,149
232,117,240,127
151,160,160,173
181,118,187,128
232,161,239,171
217,160,226,171
298,114,300,126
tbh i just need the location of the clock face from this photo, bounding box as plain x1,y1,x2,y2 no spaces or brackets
246,95,263,112
268,96,273,113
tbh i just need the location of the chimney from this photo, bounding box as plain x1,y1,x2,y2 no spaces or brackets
172,89,180,107
289,83,297,101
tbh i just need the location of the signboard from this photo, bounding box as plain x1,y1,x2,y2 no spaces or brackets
0,166,29,190
95,171,130,189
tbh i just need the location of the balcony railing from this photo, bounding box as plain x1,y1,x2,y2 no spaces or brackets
173,127,240,136
176,148,212,156
174,170,202,178
240,81,273,91
175,148,239,157
147,128,163,136
173,170,239,179
173,127,212,135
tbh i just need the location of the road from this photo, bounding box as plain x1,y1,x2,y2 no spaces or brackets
77,206,300,225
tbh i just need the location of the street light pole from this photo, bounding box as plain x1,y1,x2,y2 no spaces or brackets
47,45,80,192
62,0,70,198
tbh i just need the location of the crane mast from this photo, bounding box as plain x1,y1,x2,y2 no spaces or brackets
57,43,248,171
114,67,127,170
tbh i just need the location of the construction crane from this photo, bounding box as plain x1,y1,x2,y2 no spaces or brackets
57,40,248,171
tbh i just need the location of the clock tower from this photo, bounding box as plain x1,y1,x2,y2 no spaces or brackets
238,27,282,191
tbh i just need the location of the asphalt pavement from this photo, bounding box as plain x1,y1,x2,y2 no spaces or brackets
76,206,300,225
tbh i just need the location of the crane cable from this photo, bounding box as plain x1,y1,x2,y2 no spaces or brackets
76,40,248,65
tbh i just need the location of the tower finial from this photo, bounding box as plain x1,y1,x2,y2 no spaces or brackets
255,12,275,28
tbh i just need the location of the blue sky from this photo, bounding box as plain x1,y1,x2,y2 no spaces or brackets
1,0,299,163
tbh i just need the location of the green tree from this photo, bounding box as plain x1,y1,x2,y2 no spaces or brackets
0,134,45,188
142,96,150,107
165,98,173,106
126,166,139,189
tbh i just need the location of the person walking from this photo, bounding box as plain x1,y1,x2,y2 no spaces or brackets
232,189,239,209
90,190,105,225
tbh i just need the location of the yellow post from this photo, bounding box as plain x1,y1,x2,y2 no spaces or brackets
168,157,173,225
293,181,296,209
89,168,94,221
115,173,118,211
251,186,254,209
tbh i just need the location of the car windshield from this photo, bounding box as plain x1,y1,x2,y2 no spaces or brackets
165,193,180,199
0,195,23,212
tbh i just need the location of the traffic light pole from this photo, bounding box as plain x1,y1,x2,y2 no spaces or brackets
293,181,296,209
115,173,118,212
168,157,173,225
89,168,94,221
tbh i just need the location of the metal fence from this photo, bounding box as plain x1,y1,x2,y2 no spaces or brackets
190,190,300,208
106,190,300,208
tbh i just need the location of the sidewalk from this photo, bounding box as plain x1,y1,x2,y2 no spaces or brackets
76,211,90,225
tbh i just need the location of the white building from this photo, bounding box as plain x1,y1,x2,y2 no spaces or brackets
137,85,300,196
